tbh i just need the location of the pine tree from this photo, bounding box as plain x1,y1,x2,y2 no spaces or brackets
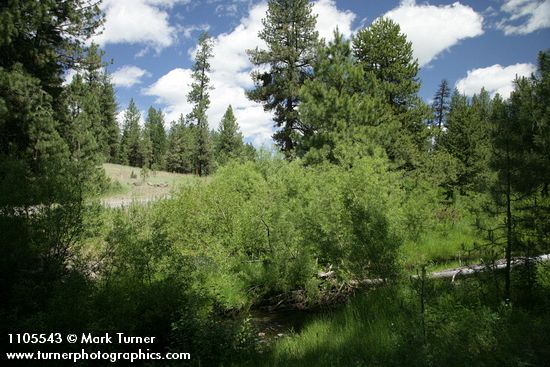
63,73,102,166
141,130,153,170
439,89,491,194
352,18,430,169
432,79,451,130
187,32,213,176
532,50,550,188
120,99,144,167
63,43,119,163
247,0,319,157
487,53,550,303
144,107,167,169
166,114,196,173
216,105,245,166
0,0,103,328
353,18,420,109
83,44,119,163
298,30,393,165
100,74,120,163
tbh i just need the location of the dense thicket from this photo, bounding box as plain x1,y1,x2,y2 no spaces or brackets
0,0,104,339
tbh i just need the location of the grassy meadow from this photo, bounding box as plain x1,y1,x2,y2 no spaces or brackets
100,163,201,205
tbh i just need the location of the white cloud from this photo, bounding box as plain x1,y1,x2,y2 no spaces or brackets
111,65,150,88
498,0,550,35
179,24,211,39
92,0,190,52
456,63,536,98
63,69,79,86
314,0,356,40
215,3,239,17
144,0,356,146
383,0,484,66
116,108,146,129
143,68,193,119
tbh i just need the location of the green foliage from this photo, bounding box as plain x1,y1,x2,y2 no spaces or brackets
298,31,394,166
353,18,420,109
215,105,246,166
143,107,167,169
247,0,319,156
431,79,451,130
187,32,213,176
486,55,550,301
119,99,144,167
162,155,403,306
0,0,104,336
166,114,196,173
260,278,550,367
66,43,120,163
0,0,102,99
3,0,550,363
352,18,431,170
439,89,491,194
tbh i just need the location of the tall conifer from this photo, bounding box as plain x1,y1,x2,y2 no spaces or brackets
247,0,319,157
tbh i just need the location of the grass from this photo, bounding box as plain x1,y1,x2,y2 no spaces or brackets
400,216,483,271
101,163,200,203
254,286,419,367
247,271,550,367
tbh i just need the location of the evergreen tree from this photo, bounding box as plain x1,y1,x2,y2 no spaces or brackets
439,89,491,194
532,50,550,189
353,18,420,109
144,107,167,169
100,74,120,163
63,44,119,163
0,0,103,330
432,79,451,130
141,129,153,170
352,18,430,169
487,54,550,302
187,32,213,176
166,114,195,173
63,73,102,166
216,105,245,166
120,99,144,167
298,30,393,165
83,44,119,163
247,0,319,157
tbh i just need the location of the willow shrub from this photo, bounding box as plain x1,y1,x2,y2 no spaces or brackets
162,154,404,308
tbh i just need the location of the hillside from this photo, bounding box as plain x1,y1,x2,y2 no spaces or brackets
101,163,199,207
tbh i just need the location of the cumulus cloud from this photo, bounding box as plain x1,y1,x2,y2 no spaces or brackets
116,108,146,129
383,0,484,66
208,0,250,18
215,3,239,17
63,69,79,86
179,24,211,39
456,63,536,98
111,65,150,88
497,0,550,35
93,0,190,52
314,0,356,40
144,0,356,146
143,68,193,117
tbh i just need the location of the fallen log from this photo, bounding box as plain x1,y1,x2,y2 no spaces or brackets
429,253,550,281
353,253,550,286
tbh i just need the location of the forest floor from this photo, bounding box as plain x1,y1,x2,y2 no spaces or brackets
100,163,200,207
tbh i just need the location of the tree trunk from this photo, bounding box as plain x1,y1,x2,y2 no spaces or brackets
504,151,513,304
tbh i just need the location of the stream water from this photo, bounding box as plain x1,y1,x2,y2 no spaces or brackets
249,309,318,342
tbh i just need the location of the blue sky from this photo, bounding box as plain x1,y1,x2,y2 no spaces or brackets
82,0,550,146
